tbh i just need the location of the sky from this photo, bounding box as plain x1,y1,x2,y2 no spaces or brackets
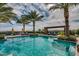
0,3,79,31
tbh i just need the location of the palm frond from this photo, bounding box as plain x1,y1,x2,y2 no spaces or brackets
36,15,44,21
49,3,79,11
0,3,6,7
17,15,31,24
27,10,43,21
0,7,13,12
0,3,16,23
49,3,64,11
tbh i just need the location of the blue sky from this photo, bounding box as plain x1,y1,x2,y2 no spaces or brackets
0,3,79,31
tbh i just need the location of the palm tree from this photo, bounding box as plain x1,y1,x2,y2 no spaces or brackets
0,3,16,23
17,15,30,32
46,3,78,37
27,10,43,34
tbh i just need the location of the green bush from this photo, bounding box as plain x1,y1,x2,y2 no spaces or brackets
67,36,76,41
69,30,76,35
58,35,76,42
0,34,5,39
58,31,64,35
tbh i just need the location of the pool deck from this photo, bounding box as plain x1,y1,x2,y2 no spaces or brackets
76,37,79,56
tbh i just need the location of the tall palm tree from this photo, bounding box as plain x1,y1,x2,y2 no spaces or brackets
0,3,16,23
17,15,30,32
27,10,43,34
46,3,78,37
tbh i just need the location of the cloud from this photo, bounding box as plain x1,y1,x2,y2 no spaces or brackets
1,3,79,31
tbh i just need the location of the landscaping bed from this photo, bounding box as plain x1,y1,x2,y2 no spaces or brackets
58,35,77,42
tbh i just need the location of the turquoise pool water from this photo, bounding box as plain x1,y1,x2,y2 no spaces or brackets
0,36,76,56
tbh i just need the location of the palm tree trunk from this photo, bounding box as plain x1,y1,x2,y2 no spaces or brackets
23,23,25,33
64,5,70,37
33,21,35,34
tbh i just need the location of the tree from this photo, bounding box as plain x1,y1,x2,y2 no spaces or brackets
27,10,43,34
38,29,42,33
0,3,16,23
46,3,78,37
17,15,30,32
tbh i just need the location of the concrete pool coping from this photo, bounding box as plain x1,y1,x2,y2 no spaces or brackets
4,34,76,43
5,35,29,39
4,34,57,39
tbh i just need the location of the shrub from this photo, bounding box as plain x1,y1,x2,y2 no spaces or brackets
58,35,76,42
67,36,76,42
58,31,64,35
0,34,5,39
69,30,76,35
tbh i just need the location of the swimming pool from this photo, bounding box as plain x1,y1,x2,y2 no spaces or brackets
0,36,76,56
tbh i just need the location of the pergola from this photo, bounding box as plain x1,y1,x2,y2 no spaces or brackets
44,25,65,34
